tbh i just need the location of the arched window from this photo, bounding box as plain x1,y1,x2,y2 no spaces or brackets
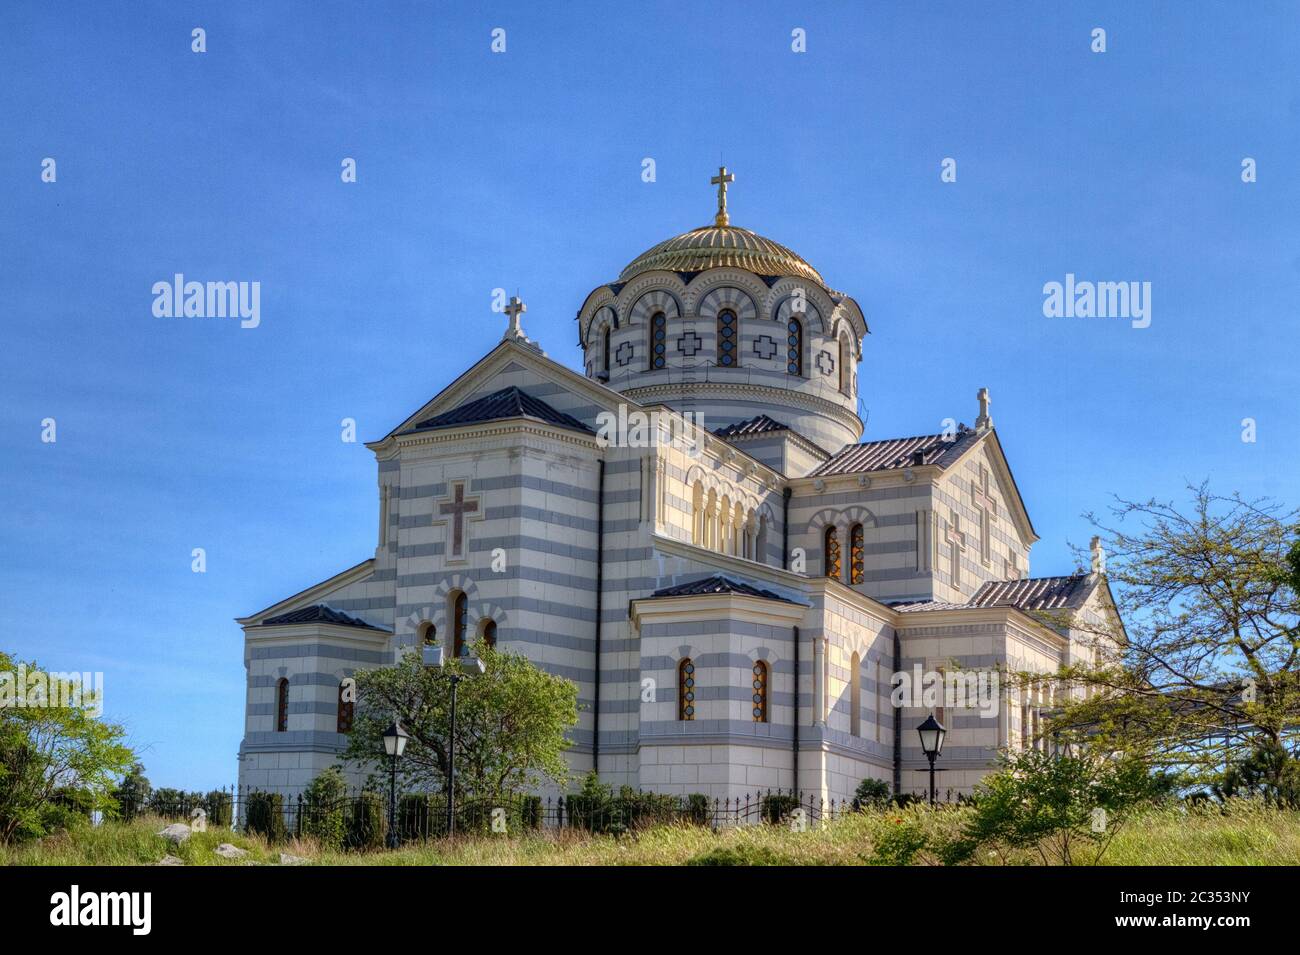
786,316,803,375
649,312,667,369
850,523,865,584
824,526,841,580
716,308,738,368
678,659,696,720
751,660,769,723
336,680,354,734
451,591,468,658
755,516,768,566
482,619,497,649
850,652,862,737
601,326,611,375
420,622,437,646
839,334,852,395
275,678,289,732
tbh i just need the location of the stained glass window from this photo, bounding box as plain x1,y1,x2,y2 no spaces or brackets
825,526,841,580
717,308,738,368
850,523,865,584
787,317,802,375
650,312,667,369
452,591,467,658
678,658,695,721
275,678,289,732
752,661,768,722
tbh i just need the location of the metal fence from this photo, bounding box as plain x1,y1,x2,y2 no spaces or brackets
118,785,964,843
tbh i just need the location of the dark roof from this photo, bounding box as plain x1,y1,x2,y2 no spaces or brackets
409,386,593,435
260,604,390,631
713,414,790,438
811,427,982,477
968,575,1095,611
891,574,1095,614
650,575,798,604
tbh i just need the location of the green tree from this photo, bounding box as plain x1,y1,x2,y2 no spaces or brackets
343,644,578,802
954,748,1175,865
1033,485,1300,791
1213,739,1300,808
111,762,151,820
0,651,135,843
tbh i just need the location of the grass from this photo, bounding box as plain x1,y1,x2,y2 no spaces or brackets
3,803,1298,866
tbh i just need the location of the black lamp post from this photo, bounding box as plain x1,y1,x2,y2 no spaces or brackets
381,719,408,848
422,644,485,837
916,714,947,807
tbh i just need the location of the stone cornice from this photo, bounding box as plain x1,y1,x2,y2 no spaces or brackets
384,418,602,459
242,622,392,644
719,425,832,464
895,605,1067,649
620,380,863,439
651,534,807,590
629,591,808,631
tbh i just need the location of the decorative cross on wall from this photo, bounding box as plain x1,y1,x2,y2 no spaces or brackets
752,334,778,360
436,481,480,561
972,466,999,564
944,514,966,588
815,350,835,375
615,341,635,366
677,330,702,357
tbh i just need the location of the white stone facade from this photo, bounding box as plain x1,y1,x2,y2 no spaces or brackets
237,208,1123,805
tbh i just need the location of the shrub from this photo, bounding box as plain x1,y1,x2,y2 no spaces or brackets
956,748,1172,865
687,844,796,866
205,790,232,829
685,793,712,827
147,788,191,819
301,769,348,849
853,778,891,811
617,787,678,831
565,772,615,833
245,791,287,843
345,792,387,851
398,793,446,841
760,793,800,824
520,794,543,831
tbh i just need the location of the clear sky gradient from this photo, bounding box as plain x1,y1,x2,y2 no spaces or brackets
2,1,1297,789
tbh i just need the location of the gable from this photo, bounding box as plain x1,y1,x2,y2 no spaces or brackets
370,340,639,447
932,430,1038,548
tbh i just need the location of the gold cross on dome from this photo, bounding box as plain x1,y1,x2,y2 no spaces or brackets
710,166,735,226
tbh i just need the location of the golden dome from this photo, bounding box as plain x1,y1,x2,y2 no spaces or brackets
618,224,826,286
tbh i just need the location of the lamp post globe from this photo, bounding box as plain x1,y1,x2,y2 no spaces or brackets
382,720,408,848
916,714,946,807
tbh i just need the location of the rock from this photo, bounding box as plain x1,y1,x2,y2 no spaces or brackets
157,823,191,845
215,843,248,859
156,855,185,866
278,852,307,865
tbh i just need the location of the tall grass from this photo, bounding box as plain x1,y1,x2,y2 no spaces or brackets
2,803,1297,866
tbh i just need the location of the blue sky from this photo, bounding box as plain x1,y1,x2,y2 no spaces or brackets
2,1,1297,789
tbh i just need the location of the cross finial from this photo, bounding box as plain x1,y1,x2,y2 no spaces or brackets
503,295,527,338
710,165,736,227
975,387,992,431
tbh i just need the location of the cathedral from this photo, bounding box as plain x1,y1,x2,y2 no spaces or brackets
236,170,1123,803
